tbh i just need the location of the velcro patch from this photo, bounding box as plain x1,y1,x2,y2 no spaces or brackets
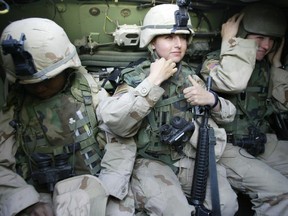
207,61,219,70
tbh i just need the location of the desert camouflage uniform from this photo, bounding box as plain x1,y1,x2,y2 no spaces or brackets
0,67,138,216
97,58,238,216
201,37,288,215
0,68,106,215
0,17,136,216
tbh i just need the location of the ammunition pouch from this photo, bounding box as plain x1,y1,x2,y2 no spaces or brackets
268,112,288,140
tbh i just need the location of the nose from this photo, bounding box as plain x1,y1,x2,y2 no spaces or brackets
174,35,182,48
28,82,48,93
260,37,272,50
34,84,47,92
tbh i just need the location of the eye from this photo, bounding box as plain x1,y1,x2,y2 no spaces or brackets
164,35,173,40
179,34,187,40
256,36,264,40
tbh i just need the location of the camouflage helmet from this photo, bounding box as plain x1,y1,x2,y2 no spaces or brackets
237,3,287,38
140,4,194,48
0,18,81,84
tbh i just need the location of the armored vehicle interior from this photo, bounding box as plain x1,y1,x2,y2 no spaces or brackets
1,0,288,215
1,0,288,89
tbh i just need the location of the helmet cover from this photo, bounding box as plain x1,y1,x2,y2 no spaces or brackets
0,18,81,84
238,3,287,38
140,4,194,48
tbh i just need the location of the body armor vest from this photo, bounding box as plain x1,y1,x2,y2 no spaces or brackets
11,71,104,191
121,60,198,166
220,61,274,138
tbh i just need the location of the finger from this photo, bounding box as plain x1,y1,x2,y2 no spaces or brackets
280,37,285,47
188,75,199,86
167,59,176,66
235,13,244,24
230,13,239,21
170,61,176,69
167,58,173,63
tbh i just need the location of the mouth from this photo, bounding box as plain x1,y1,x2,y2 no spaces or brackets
256,50,267,60
170,52,182,57
257,48,267,54
256,49,267,56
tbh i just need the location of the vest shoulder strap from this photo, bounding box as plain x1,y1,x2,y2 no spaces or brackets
205,49,221,60
121,60,151,88
78,67,101,110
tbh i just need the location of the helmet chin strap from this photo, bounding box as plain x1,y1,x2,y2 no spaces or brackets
148,45,160,62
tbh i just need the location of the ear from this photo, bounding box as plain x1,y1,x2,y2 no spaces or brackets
151,42,156,50
150,37,157,50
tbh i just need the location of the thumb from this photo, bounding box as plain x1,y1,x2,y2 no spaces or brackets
235,12,244,25
188,75,199,86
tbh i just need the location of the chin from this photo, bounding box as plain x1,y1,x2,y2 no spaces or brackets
171,57,182,63
256,52,267,61
256,55,265,61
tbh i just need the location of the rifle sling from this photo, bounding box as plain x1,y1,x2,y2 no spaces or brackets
208,128,221,216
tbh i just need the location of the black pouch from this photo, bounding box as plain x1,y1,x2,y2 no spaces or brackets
268,112,288,140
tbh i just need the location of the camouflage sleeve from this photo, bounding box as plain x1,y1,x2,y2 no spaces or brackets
97,78,164,137
201,37,257,94
271,66,288,111
0,107,40,215
192,74,236,123
211,97,236,124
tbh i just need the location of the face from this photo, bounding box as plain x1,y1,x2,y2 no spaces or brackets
24,72,67,100
151,34,188,63
246,34,275,61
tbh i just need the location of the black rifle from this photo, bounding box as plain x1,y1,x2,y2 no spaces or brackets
189,77,221,216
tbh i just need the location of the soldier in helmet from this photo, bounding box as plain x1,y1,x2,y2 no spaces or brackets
97,4,239,215
0,17,137,216
200,3,288,215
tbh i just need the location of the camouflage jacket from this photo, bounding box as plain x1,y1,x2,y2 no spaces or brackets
200,37,288,136
0,67,106,215
97,59,236,167
201,37,257,94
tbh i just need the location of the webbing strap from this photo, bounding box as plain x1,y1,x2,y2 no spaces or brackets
33,135,98,155
137,148,178,173
155,94,185,108
246,86,267,93
80,146,102,175
80,69,100,110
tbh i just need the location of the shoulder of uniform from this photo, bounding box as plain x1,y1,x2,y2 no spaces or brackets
120,59,151,87
205,49,221,60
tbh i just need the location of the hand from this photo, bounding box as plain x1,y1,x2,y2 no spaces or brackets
183,75,215,107
24,202,54,216
147,57,177,86
268,37,285,68
221,13,244,41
